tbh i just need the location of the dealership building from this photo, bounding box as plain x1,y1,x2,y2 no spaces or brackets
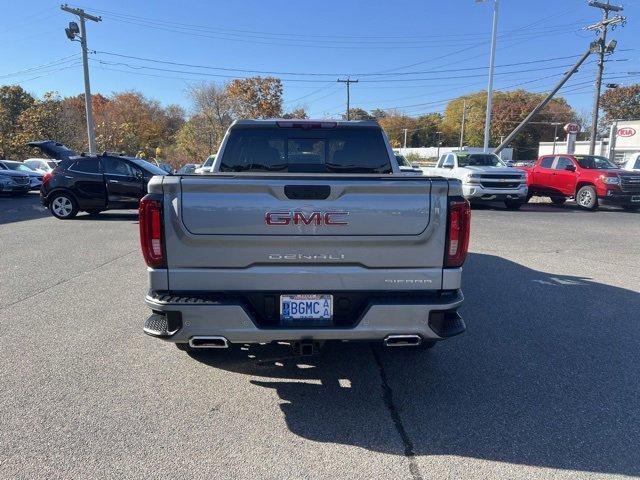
538,119,640,164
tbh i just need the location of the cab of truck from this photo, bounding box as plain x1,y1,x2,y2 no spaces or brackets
520,154,640,211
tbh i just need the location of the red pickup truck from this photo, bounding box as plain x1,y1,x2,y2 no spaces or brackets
518,154,640,211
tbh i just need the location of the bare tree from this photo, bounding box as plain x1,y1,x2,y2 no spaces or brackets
187,82,234,152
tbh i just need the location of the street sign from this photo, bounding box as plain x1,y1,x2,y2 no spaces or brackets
564,123,581,134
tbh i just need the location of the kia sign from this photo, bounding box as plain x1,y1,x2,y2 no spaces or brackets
564,123,581,134
617,127,636,138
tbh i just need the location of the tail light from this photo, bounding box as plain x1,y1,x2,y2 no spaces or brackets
445,199,471,268
139,195,166,268
42,172,52,185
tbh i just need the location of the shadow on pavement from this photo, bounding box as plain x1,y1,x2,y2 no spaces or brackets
190,253,640,476
73,211,139,222
0,193,48,225
473,201,636,214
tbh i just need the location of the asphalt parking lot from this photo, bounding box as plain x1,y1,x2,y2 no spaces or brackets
1,192,639,480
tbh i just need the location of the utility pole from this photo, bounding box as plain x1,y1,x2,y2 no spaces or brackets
436,131,443,159
477,0,500,152
494,47,594,155
403,128,408,148
587,1,624,155
337,78,358,120
61,4,101,154
459,99,469,149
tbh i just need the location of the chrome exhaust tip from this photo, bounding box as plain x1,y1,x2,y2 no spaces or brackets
188,336,229,349
383,334,422,347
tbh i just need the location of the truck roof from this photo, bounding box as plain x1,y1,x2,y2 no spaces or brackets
231,119,380,128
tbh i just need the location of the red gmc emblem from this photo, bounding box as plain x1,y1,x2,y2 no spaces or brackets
265,211,349,226
617,127,636,138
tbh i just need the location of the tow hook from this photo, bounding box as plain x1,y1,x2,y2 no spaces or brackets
292,340,322,356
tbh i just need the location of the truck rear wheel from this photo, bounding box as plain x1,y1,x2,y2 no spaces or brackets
576,185,598,210
550,197,566,205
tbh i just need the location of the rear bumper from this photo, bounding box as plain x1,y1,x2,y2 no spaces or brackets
462,184,528,202
143,289,465,344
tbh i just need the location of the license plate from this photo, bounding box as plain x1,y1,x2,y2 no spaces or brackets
632,196,640,203
280,294,333,322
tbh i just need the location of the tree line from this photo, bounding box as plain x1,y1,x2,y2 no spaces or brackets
1,78,638,164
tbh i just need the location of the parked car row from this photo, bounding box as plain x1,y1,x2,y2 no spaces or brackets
0,160,45,191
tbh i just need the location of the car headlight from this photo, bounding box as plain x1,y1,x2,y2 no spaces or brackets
601,176,620,185
466,174,481,183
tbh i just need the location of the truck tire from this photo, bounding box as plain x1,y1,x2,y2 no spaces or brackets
550,197,566,206
576,185,598,210
49,192,78,219
504,200,522,210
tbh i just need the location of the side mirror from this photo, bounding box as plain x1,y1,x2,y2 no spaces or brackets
565,164,576,172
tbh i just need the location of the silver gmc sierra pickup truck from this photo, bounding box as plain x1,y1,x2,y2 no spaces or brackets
141,120,470,355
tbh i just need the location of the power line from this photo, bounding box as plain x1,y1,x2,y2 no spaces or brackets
93,49,593,77
73,5,587,44
0,54,80,79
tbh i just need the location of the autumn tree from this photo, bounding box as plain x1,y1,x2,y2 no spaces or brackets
342,108,374,121
601,84,640,125
378,112,418,148
412,113,443,147
0,85,35,158
442,90,577,159
11,92,81,158
175,114,213,162
282,107,308,119
227,76,283,119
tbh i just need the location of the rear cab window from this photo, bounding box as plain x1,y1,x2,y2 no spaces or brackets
219,124,392,174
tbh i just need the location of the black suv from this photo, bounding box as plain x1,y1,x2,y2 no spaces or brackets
41,154,168,219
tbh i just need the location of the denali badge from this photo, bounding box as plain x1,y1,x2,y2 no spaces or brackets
269,253,346,260
265,211,349,226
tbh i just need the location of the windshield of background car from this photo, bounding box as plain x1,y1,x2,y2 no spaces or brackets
457,154,504,167
4,162,33,172
574,155,617,170
219,127,392,174
130,158,168,175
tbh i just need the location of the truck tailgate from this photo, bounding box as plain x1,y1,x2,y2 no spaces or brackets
156,174,450,290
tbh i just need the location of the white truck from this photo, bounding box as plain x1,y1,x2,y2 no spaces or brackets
425,151,528,209
622,153,640,172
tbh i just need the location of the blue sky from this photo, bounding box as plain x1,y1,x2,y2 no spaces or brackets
2,0,639,119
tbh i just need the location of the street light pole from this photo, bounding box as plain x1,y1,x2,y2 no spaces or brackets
403,128,408,148
61,4,101,154
480,0,499,152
